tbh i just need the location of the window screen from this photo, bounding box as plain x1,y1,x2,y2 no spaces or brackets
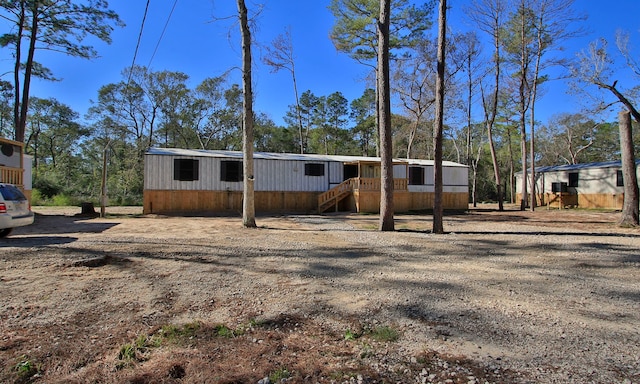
174,159,199,181
617,170,624,187
568,172,579,187
409,166,425,185
305,163,325,176
221,160,243,182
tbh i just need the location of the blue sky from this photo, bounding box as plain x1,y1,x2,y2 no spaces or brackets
7,0,640,128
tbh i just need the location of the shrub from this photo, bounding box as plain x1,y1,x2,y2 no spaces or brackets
30,189,47,205
33,177,61,198
51,194,77,206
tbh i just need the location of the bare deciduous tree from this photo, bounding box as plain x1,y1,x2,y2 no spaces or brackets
467,0,507,211
263,28,305,153
574,37,639,226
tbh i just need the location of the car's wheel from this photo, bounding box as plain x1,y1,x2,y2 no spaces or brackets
0,228,12,238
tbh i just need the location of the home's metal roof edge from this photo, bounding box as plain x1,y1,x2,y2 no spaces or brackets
517,159,640,174
146,148,468,168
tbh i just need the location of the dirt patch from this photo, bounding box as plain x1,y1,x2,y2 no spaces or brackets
0,205,638,383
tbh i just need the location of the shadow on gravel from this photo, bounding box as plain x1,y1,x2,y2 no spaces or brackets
0,236,77,248
450,230,640,239
10,214,118,236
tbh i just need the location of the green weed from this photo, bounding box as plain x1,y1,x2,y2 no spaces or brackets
14,355,38,378
269,367,291,382
214,324,235,338
118,343,136,361
344,328,360,340
370,325,400,342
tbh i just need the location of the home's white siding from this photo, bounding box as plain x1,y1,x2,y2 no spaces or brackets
407,165,468,193
0,141,21,168
145,154,343,192
519,165,640,195
23,155,32,190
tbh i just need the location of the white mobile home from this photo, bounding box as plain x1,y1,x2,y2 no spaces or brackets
144,148,469,214
0,137,32,200
516,160,640,209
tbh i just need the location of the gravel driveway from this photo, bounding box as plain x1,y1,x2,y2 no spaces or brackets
0,206,638,383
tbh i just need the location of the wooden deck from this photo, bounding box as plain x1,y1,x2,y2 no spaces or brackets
0,166,23,189
318,177,409,213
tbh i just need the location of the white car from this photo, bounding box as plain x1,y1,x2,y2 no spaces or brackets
0,183,34,237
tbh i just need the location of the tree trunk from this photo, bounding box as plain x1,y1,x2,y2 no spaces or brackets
432,0,446,234
377,0,394,231
519,102,527,210
13,3,25,142
16,3,39,143
618,110,639,226
237,0,256,228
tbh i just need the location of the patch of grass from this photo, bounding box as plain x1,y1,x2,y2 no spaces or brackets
159,324,181,342
269,367,291,382
370,325,400,342
117,322,202,370
14,355,39,379
118,343,137,361
344,328,361,341
158,321,201,343
214,324,235,338
182,321,201,337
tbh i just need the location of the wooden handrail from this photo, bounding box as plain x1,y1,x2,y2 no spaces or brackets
0,166,23,188
318,177,409,212
318,178,355,208
352,177,408,191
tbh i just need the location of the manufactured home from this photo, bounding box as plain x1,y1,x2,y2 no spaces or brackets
0,137,32,200
515,160,640,209
143,148,468,215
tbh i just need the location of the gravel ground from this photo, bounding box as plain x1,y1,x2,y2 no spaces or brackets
0,206,639,383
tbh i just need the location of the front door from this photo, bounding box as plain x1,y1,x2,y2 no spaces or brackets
343,164,358,180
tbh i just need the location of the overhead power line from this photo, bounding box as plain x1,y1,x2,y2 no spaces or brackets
127,0,151,87
148,0,179,68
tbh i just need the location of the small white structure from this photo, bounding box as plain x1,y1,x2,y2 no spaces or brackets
144,148,469,214
516,160,640,209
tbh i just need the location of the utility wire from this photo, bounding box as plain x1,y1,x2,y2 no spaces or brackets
126,0,151,87
148,0,179,68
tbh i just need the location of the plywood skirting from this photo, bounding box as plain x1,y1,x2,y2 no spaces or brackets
144,190,469,215
518,193,626,210
144,190,319,214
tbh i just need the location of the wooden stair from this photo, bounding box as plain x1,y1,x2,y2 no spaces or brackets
318,179,354,213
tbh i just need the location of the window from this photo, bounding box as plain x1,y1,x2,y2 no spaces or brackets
221,160,242,182
568,172,579,187
409,166,425,185
174,159,199,181
305,163,325,176
617,170,624,187
0,184,26,201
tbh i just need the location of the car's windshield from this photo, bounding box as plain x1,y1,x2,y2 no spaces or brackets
0,185,26,201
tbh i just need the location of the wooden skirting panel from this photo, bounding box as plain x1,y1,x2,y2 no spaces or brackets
519,192,626,210
578,193,624,209
353,191,467,213
144,190,470,215
144,190,318,214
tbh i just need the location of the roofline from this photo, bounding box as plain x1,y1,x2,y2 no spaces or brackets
145,148,468,168
516,159,640,175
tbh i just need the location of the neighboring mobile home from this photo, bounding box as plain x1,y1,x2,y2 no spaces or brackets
143,148,469,214
515,160,640,209
0,137,32,200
